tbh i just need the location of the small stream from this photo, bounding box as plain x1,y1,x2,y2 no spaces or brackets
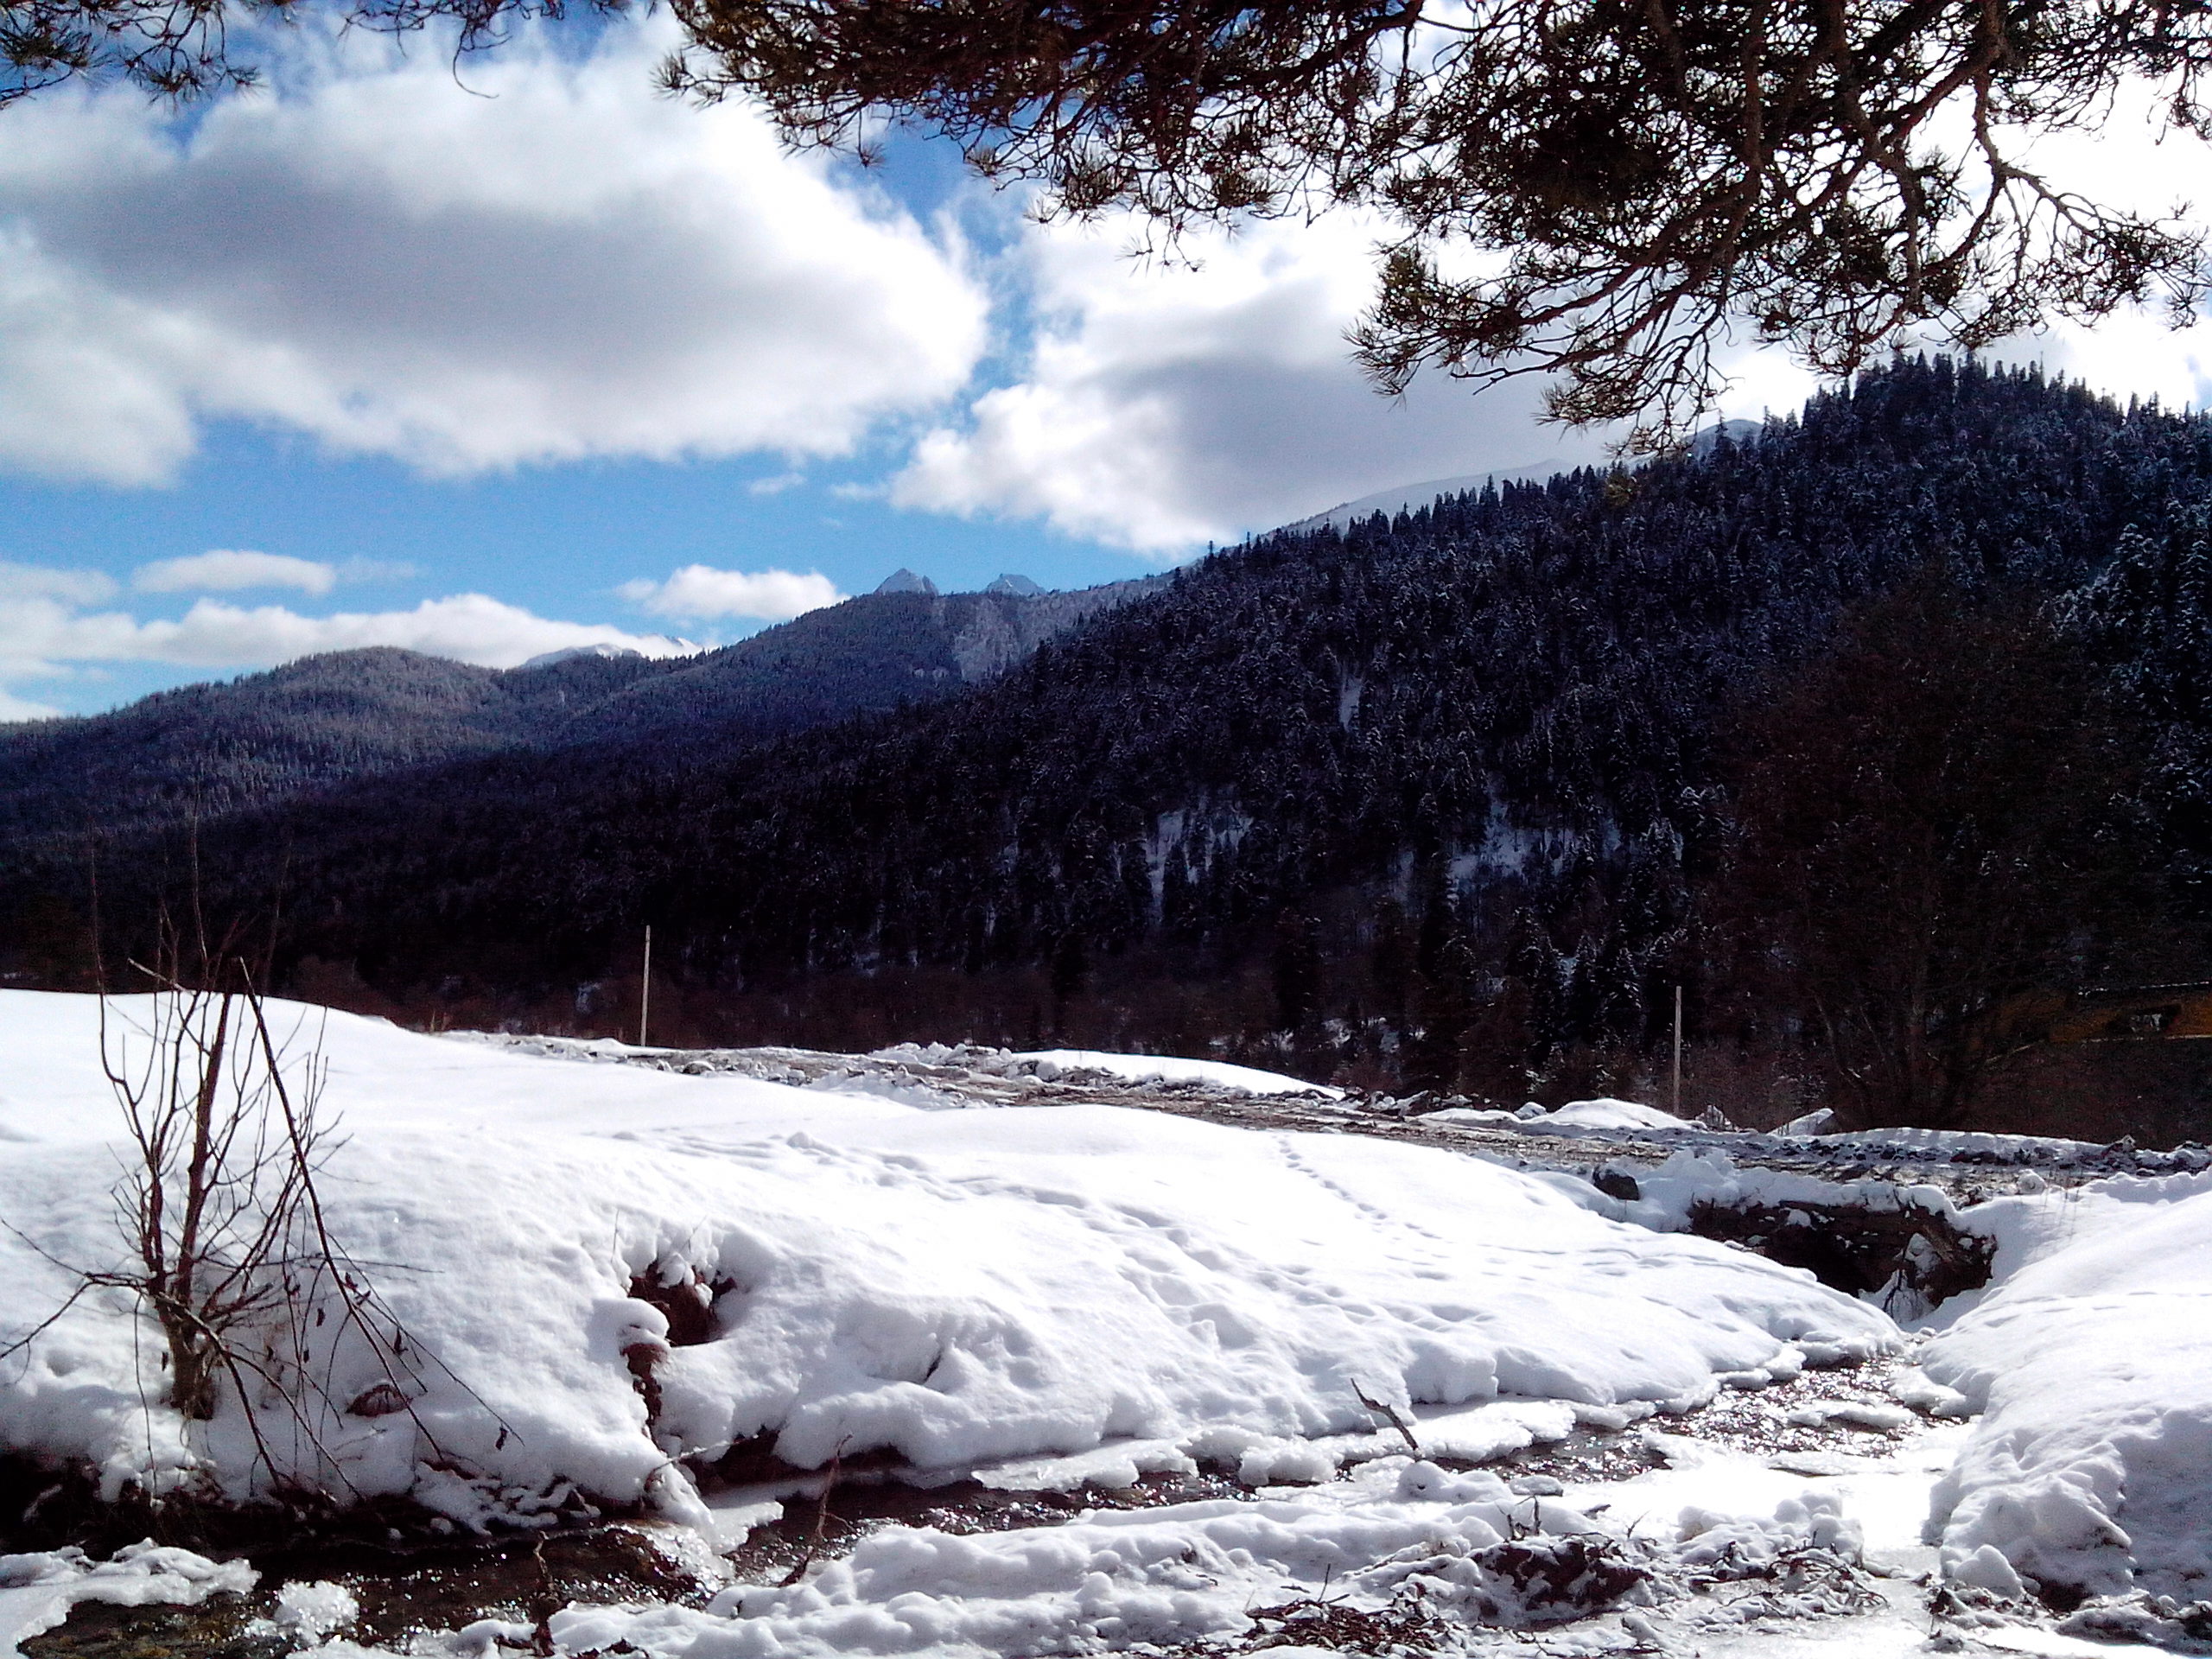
16,1351,1950,1658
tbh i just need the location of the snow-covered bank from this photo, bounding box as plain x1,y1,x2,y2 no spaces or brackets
16,988,2212,1648
1923,1172,2212,1604
0,1445,1951,1659
0,991,1888,1526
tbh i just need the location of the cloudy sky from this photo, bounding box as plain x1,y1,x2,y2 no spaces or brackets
4,19,2212,718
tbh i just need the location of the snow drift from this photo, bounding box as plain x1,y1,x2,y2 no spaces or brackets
0,991,1889,1523
1923,1171,2212,1603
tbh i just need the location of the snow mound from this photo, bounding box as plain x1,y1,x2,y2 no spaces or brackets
1423,1098,1688,1135
251,1580,360,1645
1816,1124,2107,1160
1545,1097,1689,1131
1924,1175,2212,1603
1007,1048,1342,1097
1417,1105,1525,1127
0,992,1887,1524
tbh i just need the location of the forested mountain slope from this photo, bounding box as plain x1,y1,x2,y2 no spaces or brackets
15,361,2212,1124
0,579,1158,861
553,577,1164,753
0,647,660,856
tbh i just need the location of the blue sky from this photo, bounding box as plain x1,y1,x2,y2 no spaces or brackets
0,420,1146,710
4,17,2212,718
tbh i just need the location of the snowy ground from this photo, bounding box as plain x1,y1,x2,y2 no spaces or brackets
487,1032,2211,1195
3,995,2210,1656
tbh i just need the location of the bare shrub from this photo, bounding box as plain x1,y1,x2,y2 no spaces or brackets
6,908,474,1509
97,944,330,1426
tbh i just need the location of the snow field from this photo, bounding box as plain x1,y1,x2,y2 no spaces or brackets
12,989,2212,1641
0,991,1886,1526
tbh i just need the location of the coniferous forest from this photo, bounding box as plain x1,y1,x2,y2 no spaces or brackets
11,358,2212,1137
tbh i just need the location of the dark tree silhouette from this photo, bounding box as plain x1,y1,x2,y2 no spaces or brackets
1714,576,2150,1128
2062,494,2212,905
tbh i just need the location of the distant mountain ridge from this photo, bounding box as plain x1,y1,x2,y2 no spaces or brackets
0,575,1162,861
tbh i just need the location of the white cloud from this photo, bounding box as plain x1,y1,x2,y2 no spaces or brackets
2013,308,2212,414
893,211,1597,551
5,12,2204,582
0,687,63,721
0,18,987,485
619,564,844,621
891,79,2212,553
135,549,338,594
124,595,689,667
0,561,119,604
0,593,691,707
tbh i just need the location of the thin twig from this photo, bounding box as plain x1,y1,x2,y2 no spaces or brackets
1351,1378,1423,1457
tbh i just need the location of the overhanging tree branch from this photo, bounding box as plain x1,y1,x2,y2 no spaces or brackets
9,1,2211,454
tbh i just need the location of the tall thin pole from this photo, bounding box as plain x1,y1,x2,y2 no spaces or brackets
639,925,652,1048
1663,982,1681,1123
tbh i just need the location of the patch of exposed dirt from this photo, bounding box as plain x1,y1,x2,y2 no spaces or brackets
718,1469,1250,1585
1230,1591,1458,1654
1686,1196,1993,1301
1506,1350,1935,1487
19,1593,268,1659
19,1526,709,1659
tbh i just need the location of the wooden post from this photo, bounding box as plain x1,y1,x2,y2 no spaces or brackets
639,925,652,1048
1671,983,1683,1117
